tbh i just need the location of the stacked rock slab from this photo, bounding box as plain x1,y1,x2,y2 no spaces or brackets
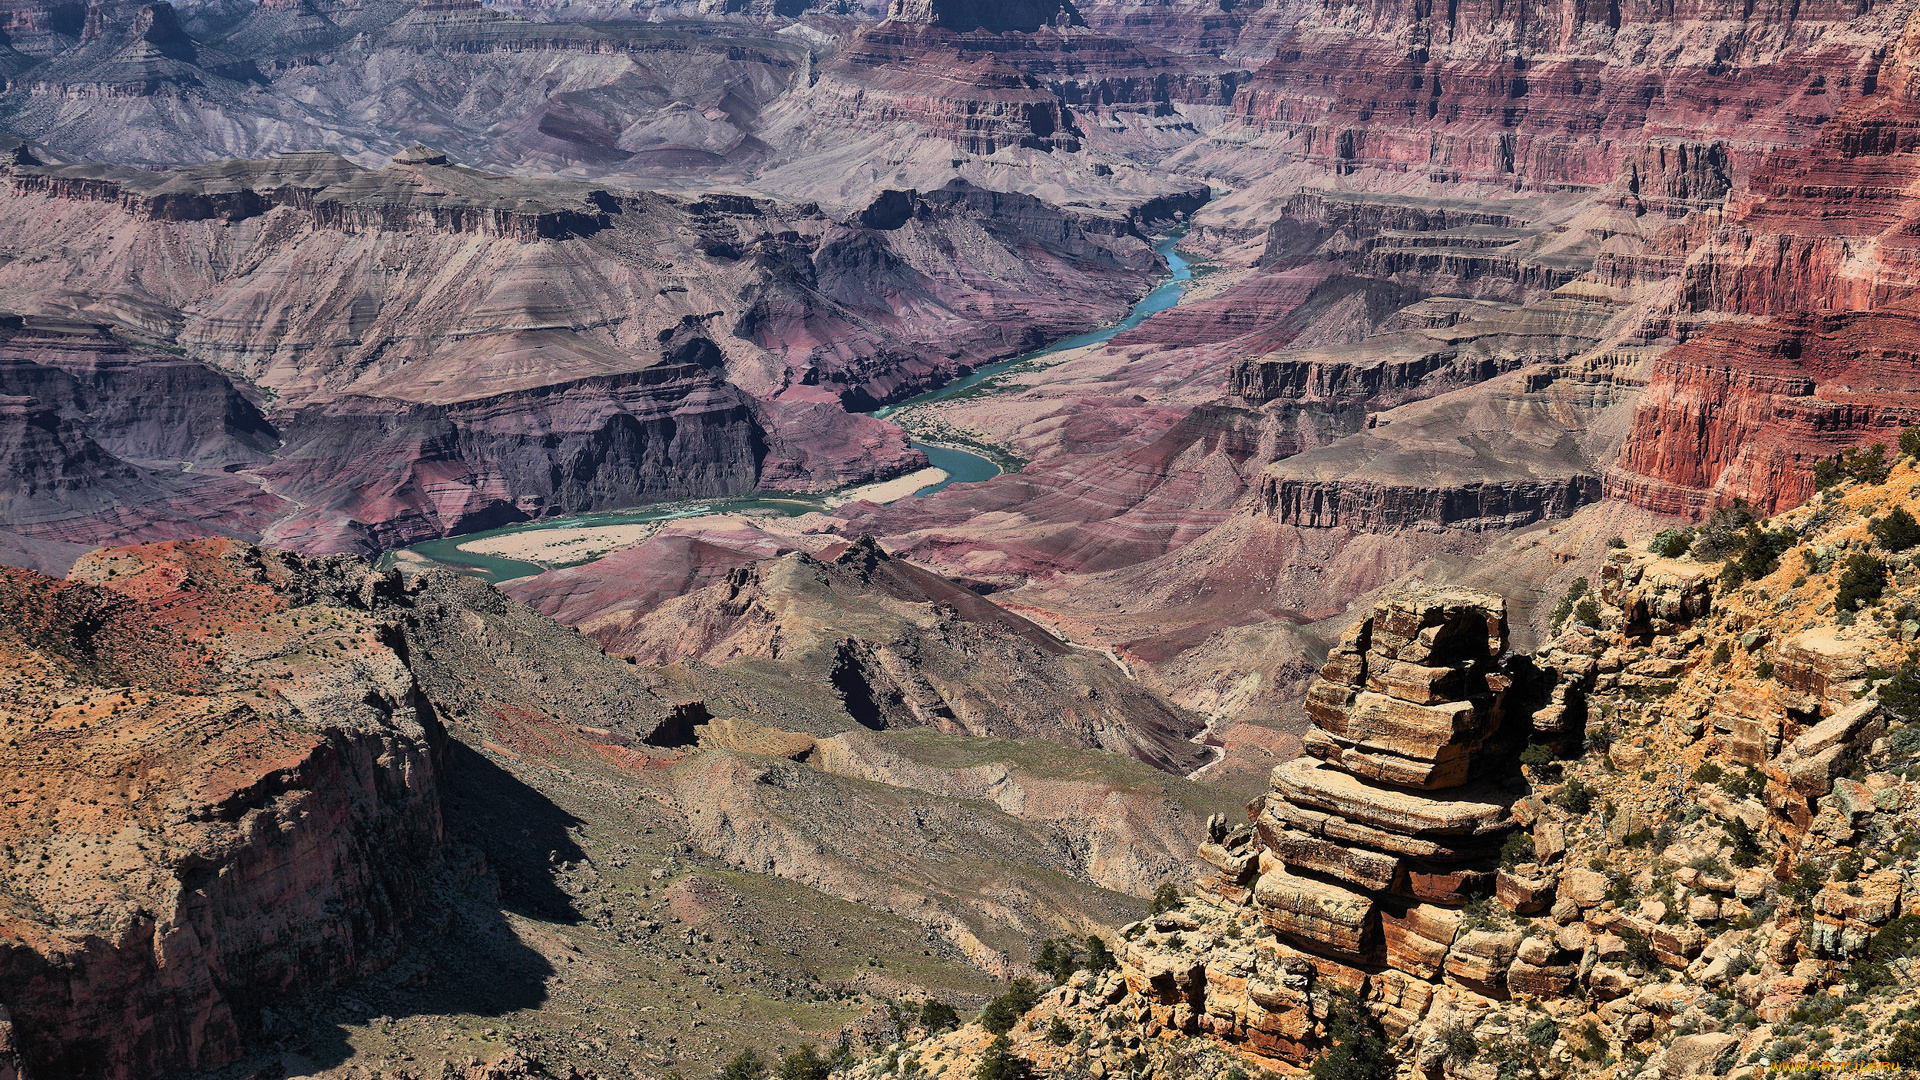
1122,588,1536,1065
1256,588,1525,978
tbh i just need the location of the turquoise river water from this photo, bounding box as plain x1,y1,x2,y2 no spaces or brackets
391,232,1194,582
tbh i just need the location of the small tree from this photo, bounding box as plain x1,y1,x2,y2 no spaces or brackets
919,999,960,1033
1901,427,1920,460
1308,993,1393,1080
1836,554,1887,611
1036,937,1082,984
1872,507,1920,552
975,1036,1033,1080
777,1046,831,1080
1649,528,1695,558
1149,881,1181,915
1550,578,1590,629
721,1049,770,1080
1887,1024,1920,1069
981,978,1042,1035
1046,1016,1073,1046
1083,934,1117,973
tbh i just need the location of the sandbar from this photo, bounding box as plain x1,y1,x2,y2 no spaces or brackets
824,466,948,508
457,522,660,564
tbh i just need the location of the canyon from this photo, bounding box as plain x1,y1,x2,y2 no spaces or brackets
3,0,1920,1073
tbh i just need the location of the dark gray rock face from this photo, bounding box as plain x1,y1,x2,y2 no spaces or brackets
886,0,1084,32
260,355,766,554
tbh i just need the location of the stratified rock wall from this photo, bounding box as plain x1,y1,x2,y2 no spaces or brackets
0,540,446,1080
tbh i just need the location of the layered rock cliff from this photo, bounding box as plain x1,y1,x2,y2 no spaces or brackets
865,453,1920,1080
0,539,447,1080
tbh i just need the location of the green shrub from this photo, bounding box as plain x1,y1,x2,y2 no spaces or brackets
1836,553,1887,611
1499,830,1535,869
1608,536,1627,549
1650,528,1695,558
1438,1023,1479,1066
1816,443,1892,490
722,1050,770,1080
1870,914,1920,961
1880,663,1920,722
1550,578,1590,629
1620,931,1659,973
1046,1016,1073,1046
1693,503,1760,559
1888,1025,1920,1069
1524,1017,1558,1046
975,1036,1032,1080
1036,938,1082,985
1574,599,1602,628
1721,766,1767,799
1723,818,1764,868
1693,761,1725,785
1688,853,1731,877
1712,641,1732,666
1149,882,1181,915
777,1046,831,1080
919,999,960,1033
1308,993,1393,1080
1083,934,1117,973
1872,507,1920,551
980,978,1043,1035
1553,778,1598,815
1755,659,1776,680
1519,742,1556,769
1721,525,1797,586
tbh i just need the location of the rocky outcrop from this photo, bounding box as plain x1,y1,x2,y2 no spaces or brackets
518,533,1210,771
0,540,446,1080
867,464,1920,1077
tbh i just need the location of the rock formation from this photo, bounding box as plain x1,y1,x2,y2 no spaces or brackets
1173,588,1533,1059
866,458,1920,1080
0,540,447,1080
510,533,1211,771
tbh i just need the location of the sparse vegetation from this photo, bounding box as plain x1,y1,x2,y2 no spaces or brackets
1149,881,1181,915
1837,553,1888,611
1816,443,1892,489
920,999,961,1033
1550,578,1590,630
1438,1022,1479,1066
1650,528,1696,558
975,1035,1033,1080
1719,525,1797,586
1872,507,1920,551
1552,778,1597,815
776,1046,831,1080
1308,993,1393,1080
722,1049,770,1080
1723,818,1765,868
980,979,1043,1035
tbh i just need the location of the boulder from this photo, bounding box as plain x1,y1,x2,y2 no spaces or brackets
1496,865,1555,914
1254,868,1378,959
1380,903,1460,978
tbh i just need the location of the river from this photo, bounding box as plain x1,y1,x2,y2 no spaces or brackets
389,231,1195,582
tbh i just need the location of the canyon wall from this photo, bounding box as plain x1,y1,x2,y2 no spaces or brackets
0,540,447,1079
